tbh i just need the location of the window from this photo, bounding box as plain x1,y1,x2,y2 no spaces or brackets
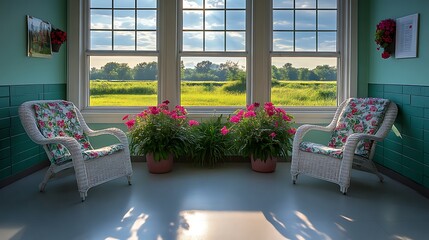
70,0,356,123
271,0,339,107
88,0,158,107
180,0,248,107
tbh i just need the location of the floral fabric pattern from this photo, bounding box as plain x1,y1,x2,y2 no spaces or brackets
328,98,390,158
54,144,125,165
299,142,343,159
34,101,93,164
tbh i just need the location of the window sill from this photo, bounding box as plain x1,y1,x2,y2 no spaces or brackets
81,107,336,124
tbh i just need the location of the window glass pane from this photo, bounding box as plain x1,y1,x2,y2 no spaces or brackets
114,31,135,50
137,31,157,50
318,0,337,9
318,32,336,52
91,0,111,8
226,32,245,51
295,32,316,51
181,57,246,106
226,0,245,9
273,32,293,51
183,0,203,8
205,32,224,51
295,10,316,30
205,0,225,9
183,11,203,30
137,0,157,8
295,0,316,9
137,10,157,30
271,57,337,106
318,10,337,30
226,10,245,30
205,10,225,30
89,56,158,107
91,10,112,29
273,0,293,8
91,31,112,50
183,32,203,51
114,10,135,29
273,10,293,30
114,0,134,8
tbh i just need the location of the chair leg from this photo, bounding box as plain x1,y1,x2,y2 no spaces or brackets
291,174,298,184
127,176,132,185
39,166,54,192
340,185,348,195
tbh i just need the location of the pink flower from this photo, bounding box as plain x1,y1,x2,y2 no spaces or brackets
83,142,91,149
66,111,74,119
254,102,260,108
162,100,170,105
236,109,245,117
149,106,159,115
230,115,241,123
282,115,291,121
122,114,129,120
288,128,296,135
382,51,390,59
125,119,135,129
270,132,276,138
354,124,363,132
57,120,65,128
188,120,199,126
221,126,229,135
370,106,377,112
244,111,256,118
365,113,373,121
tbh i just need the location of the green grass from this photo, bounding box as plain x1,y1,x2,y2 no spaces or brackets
89,80,336,106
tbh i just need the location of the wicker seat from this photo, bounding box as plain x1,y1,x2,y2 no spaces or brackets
19,100,133,201
291,98,398,194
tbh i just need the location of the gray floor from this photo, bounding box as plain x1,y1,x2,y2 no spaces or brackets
1,162,429,240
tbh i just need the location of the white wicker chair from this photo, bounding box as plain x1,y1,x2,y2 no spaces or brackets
291,98,398,194
19,100,133,201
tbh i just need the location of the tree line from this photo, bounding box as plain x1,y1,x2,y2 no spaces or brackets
90,61,337,81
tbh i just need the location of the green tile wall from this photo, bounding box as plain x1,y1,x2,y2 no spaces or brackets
369,83,429,189
0,84,66,182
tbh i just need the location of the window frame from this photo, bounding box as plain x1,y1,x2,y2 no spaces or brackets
178,0,252,112
68,0,357,124
270,0,341,109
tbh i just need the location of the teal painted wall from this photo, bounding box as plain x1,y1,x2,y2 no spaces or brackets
359,0,429,190
0,0,67,86
358,0,429,91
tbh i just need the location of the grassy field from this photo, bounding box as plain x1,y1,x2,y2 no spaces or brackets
90,80,336,106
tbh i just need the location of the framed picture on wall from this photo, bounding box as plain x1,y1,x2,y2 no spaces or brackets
27,15,52,58
395,13,419,59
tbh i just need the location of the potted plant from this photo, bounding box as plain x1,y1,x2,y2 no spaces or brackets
375,18,396,59
50,28,67,52
123,100,193,173
189,115,232,168
224,102,296,172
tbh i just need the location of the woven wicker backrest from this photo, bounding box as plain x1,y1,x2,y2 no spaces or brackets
328,98,390,157
33,101,93,163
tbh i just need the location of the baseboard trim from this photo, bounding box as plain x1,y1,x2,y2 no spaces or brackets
377,164,429,199
0,161,49,189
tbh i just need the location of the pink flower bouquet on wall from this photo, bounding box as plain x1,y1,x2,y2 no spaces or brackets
375,19,396,59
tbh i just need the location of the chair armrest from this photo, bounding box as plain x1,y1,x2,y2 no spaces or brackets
86,128,129,146
341,133,384,160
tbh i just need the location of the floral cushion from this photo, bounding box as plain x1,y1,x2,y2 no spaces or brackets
55,144,125,165
328,98,390,158
299,142,343,159
34,101,93,164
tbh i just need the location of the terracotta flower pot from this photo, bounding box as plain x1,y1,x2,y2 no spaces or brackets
146,153,173,174
251,155,277,173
